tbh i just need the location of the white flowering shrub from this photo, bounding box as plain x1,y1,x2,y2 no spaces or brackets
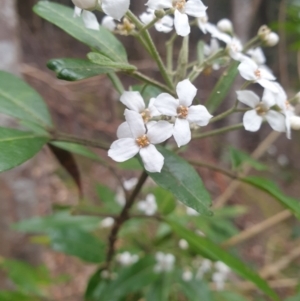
1,0,300,300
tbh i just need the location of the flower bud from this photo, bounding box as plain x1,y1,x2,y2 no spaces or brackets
72,0,98,11
217,19,233,34
258,25,271,40
264,32,279,47
154,9,166,19
290,115,300,130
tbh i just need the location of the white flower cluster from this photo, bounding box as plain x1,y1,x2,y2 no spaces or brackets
154,252,175,273
108,79,212,173
117,251,139,266
137,193,157,215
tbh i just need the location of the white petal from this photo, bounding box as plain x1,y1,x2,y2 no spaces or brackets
265,111,286,132
82,11,99,30
101,16,117,31
260,67,276,81
155,16,174,33
185,0,207,18
257,79,278,93
247,47,266,65
174,10,190,37
124,109,146,138
243,110,263,132
148,98,161,117
236,90,260,108
74,6,82,17
187,105,212,126
139,145,164,173
176,79,197,107
120,91,145,112
173,118,191,147
140,10,154,25
146,0,173,9
261,89,277,108
108,138,139,162
238,59,257,81
102,0,130,21
154,94,178,116
147,121,173,144
117,122,133,138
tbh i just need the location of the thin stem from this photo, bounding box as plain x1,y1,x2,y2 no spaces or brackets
130,71,175,96
52,132,110,150
139,17,159,34
192,123,244,140
105,171,148,268
107,73,124,95
166,32,177,74
175,35,189,82
126,10,174,90
242,36,260,52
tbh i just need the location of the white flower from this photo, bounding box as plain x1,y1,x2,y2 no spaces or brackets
186,206,199,216
154,252,175,273
213,261,231,291
117,252,139,266
72,0,99,10
140,8,174,33
264,32,280,47
137,194,157,215
238,58,278,92
215,261,230,274
247,47,266,66
178,239,189,250
123,177,138,190
108,110,173,173
290,115,300,130
204,39,220,70
197,13,213,34
236,90,286,132
154,79,212,147
182,270,193,282
115,187,126,206
217,18,233,33
99,217,114,228
196,259,212,279
146,0,207,36
101,0,130,21
74,8,100,30
101,16,117,31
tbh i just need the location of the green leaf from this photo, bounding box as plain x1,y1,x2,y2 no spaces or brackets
146,147,212,216
0,71,52,127
47,58,116,81
229,147,268,171
91,257,158,301
49,227,105,263
118,157,143,170
0,128,49,173
168,220,280,301
214,291,250,301
179,278,213,301
205,61,239,113
88,53,136,72
50,142,101,162
1,259,52,295
197,40,205,65
13,211,101,233
132,84,163,102
242,176,300,219
0,291,37,301
146,275,170,301
152,187,176,216
33,2,127,62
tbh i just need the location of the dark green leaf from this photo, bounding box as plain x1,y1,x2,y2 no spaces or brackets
88,53,136,71
147,147,212,216
0,128,49,173
179,278,213,301
13,211,101,233
242,176,300,219
49,227,105,263
132,84,163,102
0,71,52,127
229,147,267,171
47,58,116,81
146,275,170,301
168,220,280,301
206,61,239,113
152,187,176,216
33,2,127,62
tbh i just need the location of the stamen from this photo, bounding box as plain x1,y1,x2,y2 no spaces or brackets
117,18,135,36
254,69,261,79
136,135,150,148
141,109,151,123
177,105,189,119
173,0,186,12
255,104,267,116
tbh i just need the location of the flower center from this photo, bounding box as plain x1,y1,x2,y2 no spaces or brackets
177,105,189,119
255,103,267,116
117,18,135,35
141,109,151,123
173,0,186,12
285,100,291,110
136,135,150,148
254,69,261,79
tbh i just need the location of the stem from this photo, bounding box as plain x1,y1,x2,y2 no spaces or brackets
126,10,174,90
242,36,260,52
130,71,175,96
192,123,244,140
139,17,159,34
107,73,124,95
52,132,110,150
166,32,177,74
105,171,148,267
175,35,189,82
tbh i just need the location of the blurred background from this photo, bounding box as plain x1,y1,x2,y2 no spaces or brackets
1,0,300,300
